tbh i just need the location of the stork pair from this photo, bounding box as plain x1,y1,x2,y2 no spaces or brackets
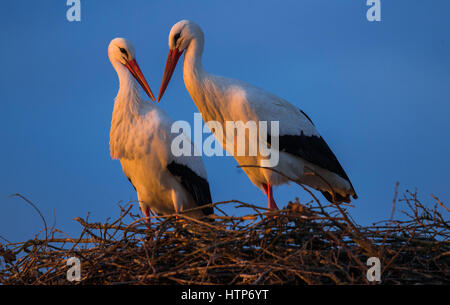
108,20,357,223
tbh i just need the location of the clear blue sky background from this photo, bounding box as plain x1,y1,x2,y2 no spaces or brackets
1,0,449,242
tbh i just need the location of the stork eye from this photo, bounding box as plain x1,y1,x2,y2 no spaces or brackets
174,32,181,45
119,47,129,58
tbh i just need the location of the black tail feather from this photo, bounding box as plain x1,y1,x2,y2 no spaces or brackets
321,191,351,204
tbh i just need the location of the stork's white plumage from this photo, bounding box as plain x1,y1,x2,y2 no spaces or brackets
108,38,213,222
157,21,357,210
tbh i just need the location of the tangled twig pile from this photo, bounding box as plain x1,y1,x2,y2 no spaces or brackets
0,189,449,284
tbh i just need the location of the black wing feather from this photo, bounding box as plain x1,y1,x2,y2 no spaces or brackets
166,161,214,216
273,133,351,181
268,109,354,188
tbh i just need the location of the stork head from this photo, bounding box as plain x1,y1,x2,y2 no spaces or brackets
168,20,203,53
158,20,204,102
108,38,156,102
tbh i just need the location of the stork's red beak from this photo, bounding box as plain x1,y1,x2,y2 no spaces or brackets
126,59,156,102
157,48,183,102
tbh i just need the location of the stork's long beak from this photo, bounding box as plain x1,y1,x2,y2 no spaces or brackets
126,59,156,102
157,48,183,102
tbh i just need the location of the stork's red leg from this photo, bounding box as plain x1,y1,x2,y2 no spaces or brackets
144,207,151,224
262,183,279,210
143,207,154,240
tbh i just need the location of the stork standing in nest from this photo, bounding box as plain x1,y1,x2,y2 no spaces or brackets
157,21,357,210
108,38,213,222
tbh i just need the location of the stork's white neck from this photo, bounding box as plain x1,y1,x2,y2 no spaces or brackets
183,37,207,97
113,62,143,116
110,61,147,160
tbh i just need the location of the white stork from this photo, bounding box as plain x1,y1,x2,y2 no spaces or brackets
108,37,213,222
157,20,357,210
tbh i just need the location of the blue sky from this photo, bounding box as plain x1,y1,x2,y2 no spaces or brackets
1,0,449,242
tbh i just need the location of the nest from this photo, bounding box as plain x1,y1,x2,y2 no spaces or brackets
0,188,449,285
